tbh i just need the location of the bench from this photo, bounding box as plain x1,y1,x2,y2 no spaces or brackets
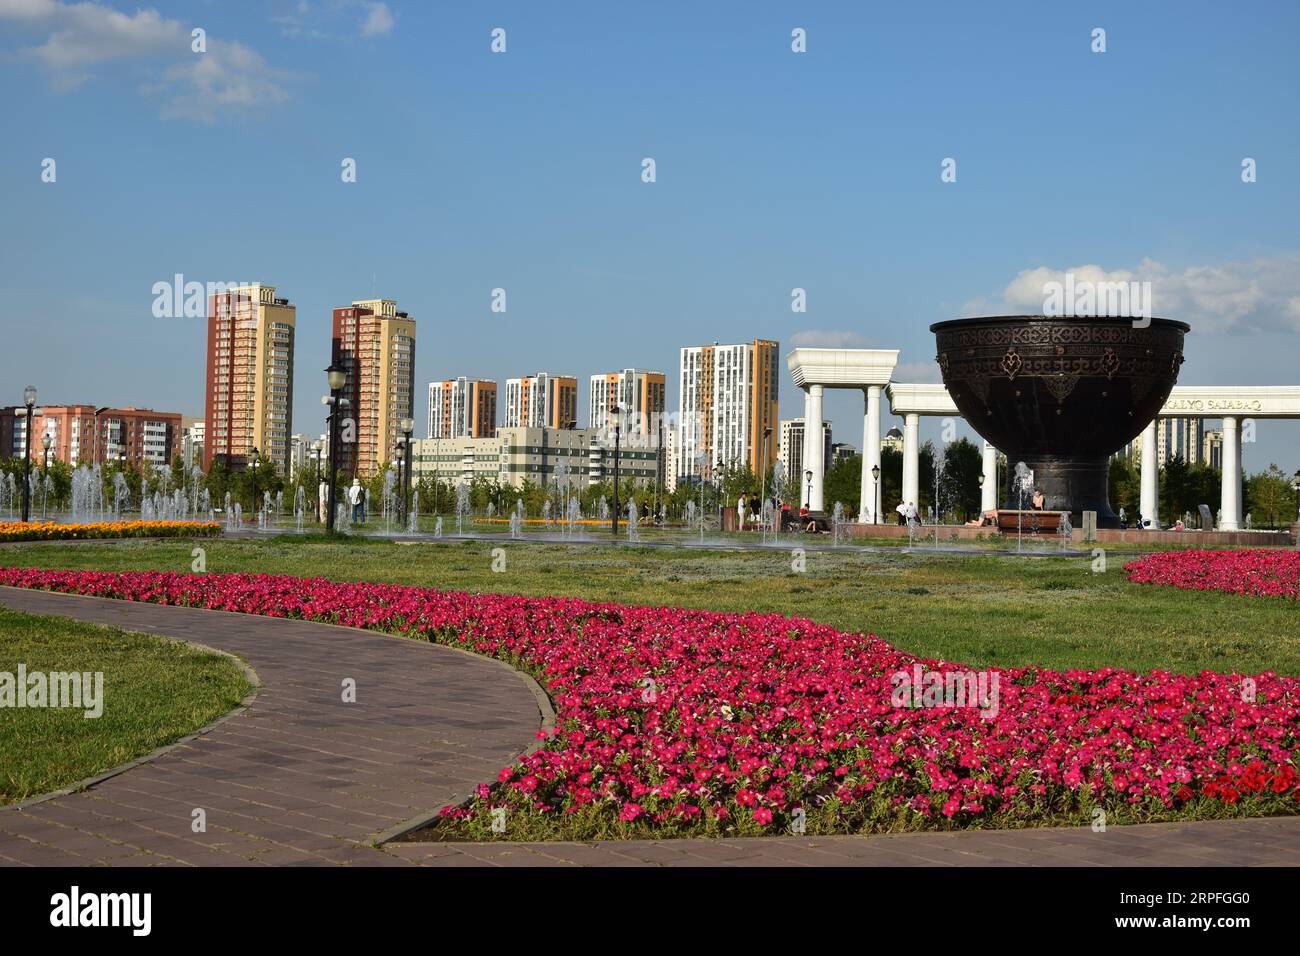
996,510,1066,533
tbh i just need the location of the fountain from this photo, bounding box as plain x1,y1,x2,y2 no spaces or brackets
1059,510,1073,551
831,501,844,547
381,470,397,535
294,485,306,532
626,499,640,543
508,511,522,539
567,497,581,537
408,490,420,534
113,473,129,519
455,482,470,535
933,315,1188,527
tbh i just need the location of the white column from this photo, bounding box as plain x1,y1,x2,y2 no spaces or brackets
1234,424,1244,527
1220,416,1240,530
860,385,881,522
901,413,920,511
1140,419,1159,529
802,384,825,511
981,441,997,513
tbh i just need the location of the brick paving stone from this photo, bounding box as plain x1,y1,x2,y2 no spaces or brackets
0,587,542,866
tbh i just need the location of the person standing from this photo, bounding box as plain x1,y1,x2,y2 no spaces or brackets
348,478,364,524
318,478,328,523
737,491,748,530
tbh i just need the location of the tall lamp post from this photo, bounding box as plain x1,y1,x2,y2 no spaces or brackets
611,405,622,537
400,417,414,527
41,433,51,518
872,464,881,524
759,425,772,518
249,446,260,517
804,469,813,510
20,386,37,522
715,458,724,530
323,362,347,531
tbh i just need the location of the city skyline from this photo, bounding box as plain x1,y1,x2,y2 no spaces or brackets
2,2,1298,472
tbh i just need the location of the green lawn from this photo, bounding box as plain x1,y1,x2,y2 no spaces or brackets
0,607,251,804
2,534,1297,675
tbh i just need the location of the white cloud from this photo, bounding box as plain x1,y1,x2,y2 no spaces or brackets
789,329,870,348
152,40,292,125
0,0,291,122
360,2,393,37
963,254,1300,334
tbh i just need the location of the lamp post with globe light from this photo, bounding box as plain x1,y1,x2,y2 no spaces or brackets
872,464,881,525
323,362,347,532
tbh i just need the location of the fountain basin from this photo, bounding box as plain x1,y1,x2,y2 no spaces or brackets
930,315,1189,527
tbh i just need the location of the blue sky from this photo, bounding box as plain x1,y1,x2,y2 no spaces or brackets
1,0,1298,470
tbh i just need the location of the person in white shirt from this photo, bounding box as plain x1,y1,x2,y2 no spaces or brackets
737,493,748,529
347,478,364,523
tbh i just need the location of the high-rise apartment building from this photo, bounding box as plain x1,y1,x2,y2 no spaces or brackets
677,339,779,481
778,417,832,490
2,404,181,468
1202,428,1224,470
331,298,417,478
204,284,296,473
1123,417,1212,468
503,373,578,430
589,369,666,436
428,378,497,439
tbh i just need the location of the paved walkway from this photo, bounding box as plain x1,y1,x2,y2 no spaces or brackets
0,587,544,866
3,588,1298,867
386,815,1300,866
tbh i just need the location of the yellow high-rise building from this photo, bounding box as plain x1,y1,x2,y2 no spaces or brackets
332,298,417,478
205,284,296,474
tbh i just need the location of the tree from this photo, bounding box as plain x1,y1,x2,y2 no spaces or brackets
941,438,982,521
1245,464,1294,528
823,455,861,516
1108,455,1139,516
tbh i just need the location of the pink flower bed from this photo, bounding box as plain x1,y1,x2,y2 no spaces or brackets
1,566,1297,834
1126,549,1300,600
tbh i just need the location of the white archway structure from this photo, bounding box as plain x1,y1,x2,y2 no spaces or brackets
884,384,997,514
787,348,898,519
789,350,1300,529
1141,386,1300,530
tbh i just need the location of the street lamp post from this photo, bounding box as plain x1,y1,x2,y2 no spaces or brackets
804,469,813,510
611,405,622,537
249,446,260,518
872,464,881,525
41,432,51,518
20,386,37,522
400,417,414,527
324,363,347,532
715,458,724,530
759,425,772,521
311,441,323,522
